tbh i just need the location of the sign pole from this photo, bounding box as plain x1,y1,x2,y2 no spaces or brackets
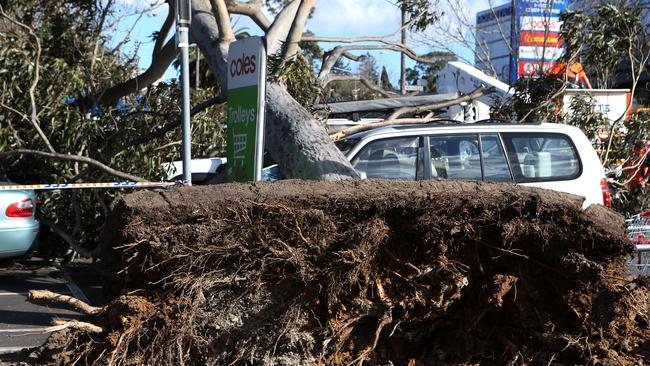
176,0,192,185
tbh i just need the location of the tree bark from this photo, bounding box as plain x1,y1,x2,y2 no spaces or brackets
189,0,358,180
265,82,359,180
282,0,316,60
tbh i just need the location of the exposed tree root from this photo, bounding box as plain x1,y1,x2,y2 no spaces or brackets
25,180,648,366
29,289,102,315
45,320,103,334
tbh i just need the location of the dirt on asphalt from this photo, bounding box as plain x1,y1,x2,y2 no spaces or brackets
13,180,650,365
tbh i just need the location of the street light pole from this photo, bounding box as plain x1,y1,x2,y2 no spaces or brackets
176,0,192,185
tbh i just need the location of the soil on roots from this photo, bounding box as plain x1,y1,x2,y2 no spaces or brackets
29,180,650,365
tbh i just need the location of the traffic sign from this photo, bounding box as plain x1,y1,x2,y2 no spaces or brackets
405,85,424,92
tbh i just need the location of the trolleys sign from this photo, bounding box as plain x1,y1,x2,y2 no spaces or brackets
227,36,267,182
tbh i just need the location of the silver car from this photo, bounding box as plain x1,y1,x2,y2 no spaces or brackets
0,185,39,258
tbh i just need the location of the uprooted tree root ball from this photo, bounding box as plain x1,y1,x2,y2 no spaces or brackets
29,180,650,365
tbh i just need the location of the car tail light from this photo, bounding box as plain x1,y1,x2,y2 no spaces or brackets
6,198,35,218
600,178,611,208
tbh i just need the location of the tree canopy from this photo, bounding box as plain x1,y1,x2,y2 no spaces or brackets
0,0,226,253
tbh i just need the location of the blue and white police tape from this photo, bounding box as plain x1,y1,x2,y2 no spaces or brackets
0,181,179,191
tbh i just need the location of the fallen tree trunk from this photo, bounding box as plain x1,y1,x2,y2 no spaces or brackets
189,0,358,181
27,180,650,366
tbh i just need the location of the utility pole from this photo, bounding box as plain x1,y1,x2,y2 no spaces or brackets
400,5,407,95
176,0,192,185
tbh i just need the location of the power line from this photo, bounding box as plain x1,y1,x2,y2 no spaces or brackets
379,0,399,8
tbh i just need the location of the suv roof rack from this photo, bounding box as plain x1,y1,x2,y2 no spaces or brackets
389,118,543,130
391,119,464,130
473,118,543,125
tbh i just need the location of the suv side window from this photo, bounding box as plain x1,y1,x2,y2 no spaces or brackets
429,134,482,180
480,134,512,182
501,133,581,182
351,137,420,180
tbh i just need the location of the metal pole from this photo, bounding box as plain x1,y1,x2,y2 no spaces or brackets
400,6,407,95
195,47,200,89
178,26,192,185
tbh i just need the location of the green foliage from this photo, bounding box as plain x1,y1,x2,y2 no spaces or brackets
492,78,610,142
172,48,219,90
0,1,226,254
561,4,646,88
270,51,321,109
558,2,650,208
263,0,294,16
357,54,383,100
324,54,385,102
564,93,608,140
491,75,563,123
299,31,323,67
396,0,438,32
405,51,456,92
605,112,650,213
324,59,357,103
380,67,394,92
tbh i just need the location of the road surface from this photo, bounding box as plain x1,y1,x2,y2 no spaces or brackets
0,259,103,355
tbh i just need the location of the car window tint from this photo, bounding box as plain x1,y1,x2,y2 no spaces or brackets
429,135,482,180
351,137,419,180
501,133,580,182
480,134,512,182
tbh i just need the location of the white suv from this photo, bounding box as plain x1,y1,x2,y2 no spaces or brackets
329,121,610,208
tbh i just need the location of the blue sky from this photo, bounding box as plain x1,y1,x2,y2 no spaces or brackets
111,0,508,83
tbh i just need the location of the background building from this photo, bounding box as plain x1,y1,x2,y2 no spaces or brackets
475,0,567,86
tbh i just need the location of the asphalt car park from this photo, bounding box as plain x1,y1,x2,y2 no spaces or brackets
0,259,103,355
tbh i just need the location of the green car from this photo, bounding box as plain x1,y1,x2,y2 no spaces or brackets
0,186,39,258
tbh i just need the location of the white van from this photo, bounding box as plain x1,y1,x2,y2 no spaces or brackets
333,122,610,208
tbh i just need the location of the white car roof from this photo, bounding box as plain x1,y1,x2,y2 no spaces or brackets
345,122,583,140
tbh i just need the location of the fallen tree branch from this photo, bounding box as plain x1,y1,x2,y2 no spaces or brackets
29,289,102,315
330,117,441,142
226,0,271,31
387,86,494,120
91,38,177,107
301,9,425,47
39,217,101,259
0,149,146,182
0,7,55,153
210,0,236,45
329,88,495,142
323,75,398,98
118,95,226,150
265,0,301,56
282,0,316,60
153,2,175,55
318,44,453,83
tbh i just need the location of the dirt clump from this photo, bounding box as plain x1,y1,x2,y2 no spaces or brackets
28,180,650,365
